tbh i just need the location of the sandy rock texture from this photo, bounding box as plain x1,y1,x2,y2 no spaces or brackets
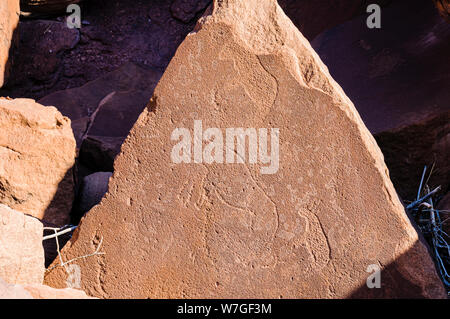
0,98,76,226
45,0,446,298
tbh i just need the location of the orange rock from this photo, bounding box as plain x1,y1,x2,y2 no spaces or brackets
0,98,76,226
434,0,450,21
0,205,44,285
45,0,446,298
0,0,20,87
437,192,450,237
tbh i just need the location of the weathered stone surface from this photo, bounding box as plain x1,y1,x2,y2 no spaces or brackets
42,220,73,268
20,0,82,14
45,0,445,298
0,98,76,226
0,205,44,285
38,63,161,154
0,276,94,299
278,0,392,41
0,0,20,87
78,172,112,214
311,0,450,134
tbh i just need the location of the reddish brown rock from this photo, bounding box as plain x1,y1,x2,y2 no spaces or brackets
0,0,20,87
0,205,44,285
45,0,445,298
278,0,392,41
0,98,76,226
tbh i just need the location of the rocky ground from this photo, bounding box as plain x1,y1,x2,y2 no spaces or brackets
0,0,449,298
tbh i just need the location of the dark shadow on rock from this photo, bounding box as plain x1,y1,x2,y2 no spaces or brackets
350,240,447,298
42,167,76,227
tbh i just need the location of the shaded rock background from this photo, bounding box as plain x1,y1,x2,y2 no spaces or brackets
38,62,161,167
0,98,76,226
75,171,111,222
278,0,394,40
434,0,450,21
0,204,44,285
0,0,20,87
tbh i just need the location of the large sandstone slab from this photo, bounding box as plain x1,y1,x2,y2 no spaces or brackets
45,0,446,298
0,205,44,285
0,98,76,226
0,277,94,299
0,0,20,87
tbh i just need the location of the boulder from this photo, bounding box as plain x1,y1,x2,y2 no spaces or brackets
45,0,445,298
0,98,76,226
0,205,44,285
0,276,94,299
20,0,82,14
437,192,450,238
78,172,112,214
278,0,392,41
22,284,94,299
0,0,20,87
